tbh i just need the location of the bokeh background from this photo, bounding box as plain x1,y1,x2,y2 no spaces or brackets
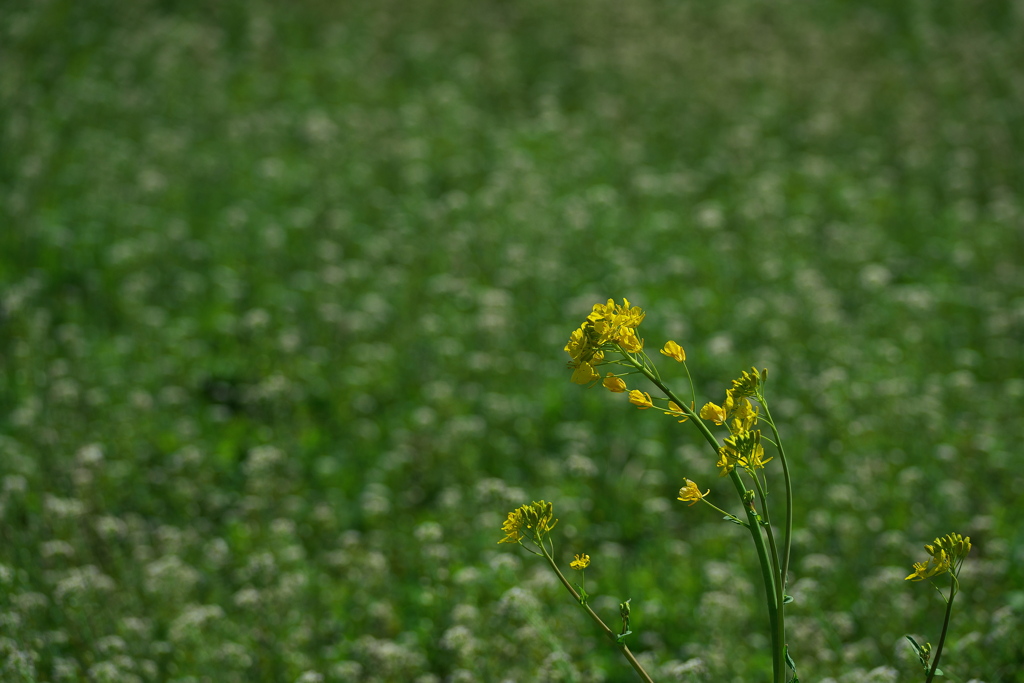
2,0,1023,681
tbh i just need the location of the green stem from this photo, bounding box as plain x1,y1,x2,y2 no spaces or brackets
759,399,794,681
623,352,783,683
925,576,958,683
539,540,655,683
751,473,786,683
726,467,781,683
759,400,793,603
699,498,746,526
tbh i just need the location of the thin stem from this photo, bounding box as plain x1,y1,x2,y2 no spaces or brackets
682,360,697,409
621,351,783,682
698,498,747,527
751,472,786,683
758,400,793,599
539,540,655,683
925,576,958,683
725,466,781,683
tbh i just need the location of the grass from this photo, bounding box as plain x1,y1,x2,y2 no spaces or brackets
2,0,1024,681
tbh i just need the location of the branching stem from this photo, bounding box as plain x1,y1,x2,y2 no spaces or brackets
538,541,655,683
620,351,784,683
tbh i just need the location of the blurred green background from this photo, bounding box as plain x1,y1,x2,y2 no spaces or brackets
2,0,1023,681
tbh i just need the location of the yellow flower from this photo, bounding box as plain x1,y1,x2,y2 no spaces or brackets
905,556,947,581
628,390,654,409
660,340,686,362
677,479,709,506
699,402,727,424
565,325,603,365
602,374,627,393
564,326,587,361
587,299,617,323
730,397,758,432
618,327,644,353
588,298,645,330
715,446,737,476
498,508,526,544
570,553,590,570
663,401,691,423
701,391,746,426
571,361,600,385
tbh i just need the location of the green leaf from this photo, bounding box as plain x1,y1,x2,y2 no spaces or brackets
723,515,748,527
785,644,797,673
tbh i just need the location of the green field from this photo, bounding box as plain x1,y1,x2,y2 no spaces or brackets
2,0,1023,681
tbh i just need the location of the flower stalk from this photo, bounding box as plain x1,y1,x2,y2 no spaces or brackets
905,533,972,682
540,545,655,683
496,298,974,683
622,352,787,683
498,499,654,683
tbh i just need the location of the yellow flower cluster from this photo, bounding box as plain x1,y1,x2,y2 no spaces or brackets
729,367,764,398
699,368,768,475
699,379,761,429
716,430,773,476
564,299,645,386
905,532,972,581
498,500,559,545
570,553,591,570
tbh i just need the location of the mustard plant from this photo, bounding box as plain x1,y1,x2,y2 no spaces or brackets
499,298,973,682
904,533,972,682
498,500,655,682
